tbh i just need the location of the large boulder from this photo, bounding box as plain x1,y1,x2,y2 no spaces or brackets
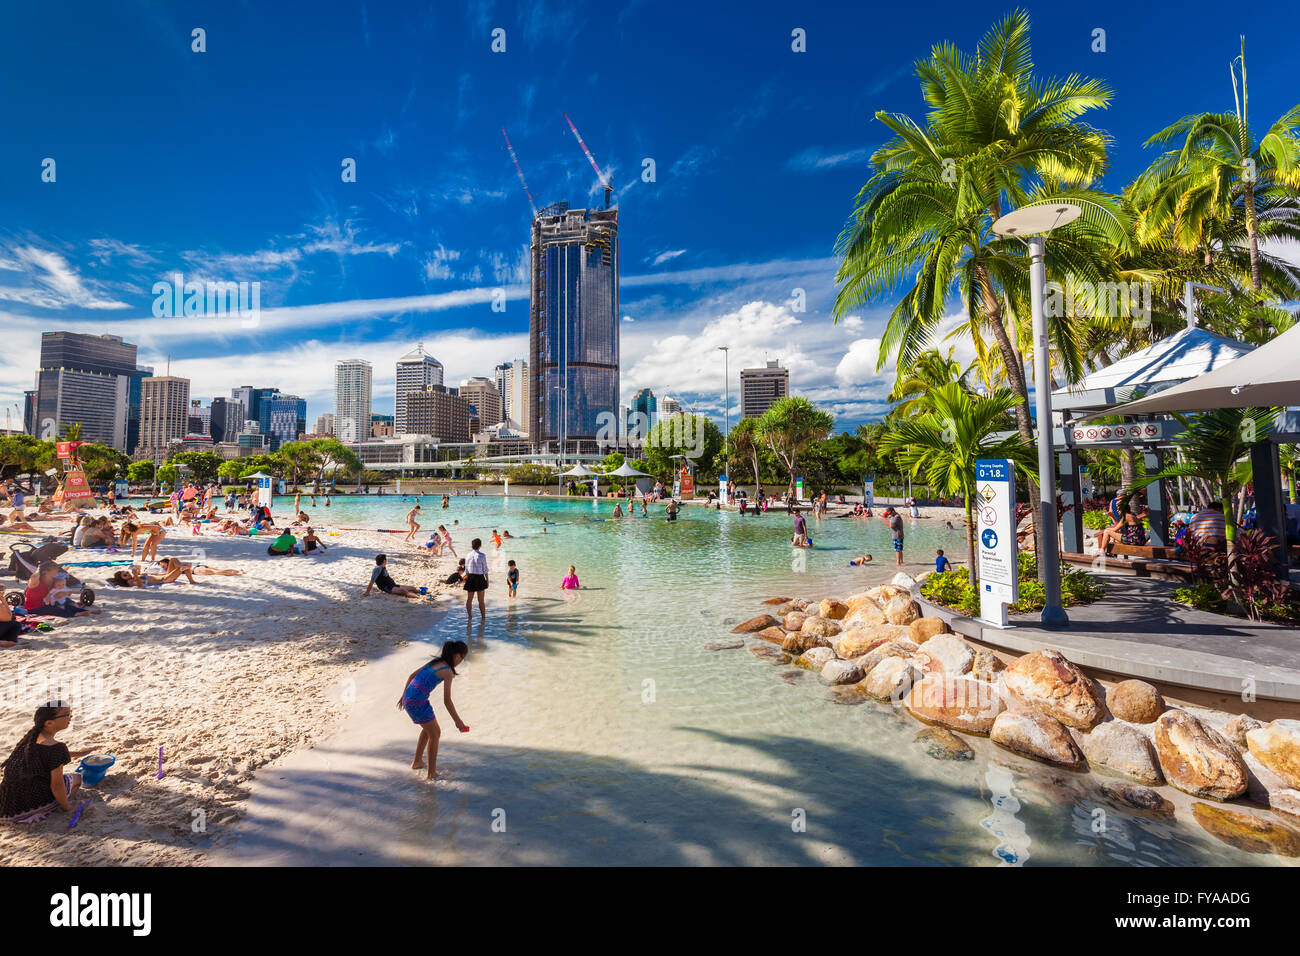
884,596,921,626
1246,720,1300,790
761,596,791,606
1001,649,1107,730
890,572,917,589
818,598,850,621
1224,714,1265,750
783,611,809,632
797,647,837,671
844,602,887,627
1076,721,1164,785
913,633,974,676
1154,710,1249,800
1192,803,1300,857
782,631,831,655
754,626,788,645
1107,680,1165,724
991,709,1083,767
857,640,913,675
905,675,1004,734
801,616,843,639
971,649,1005,682
860,657,922,702
836,630,893,659
877,584,908,602
908,617,950,643
914,727,973,761
1100,783,1175,815
844,591,881,610
821,660,866,685
732,614,780,634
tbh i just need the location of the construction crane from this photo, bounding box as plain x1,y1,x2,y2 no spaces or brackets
501,127,537,217
563,112,613,209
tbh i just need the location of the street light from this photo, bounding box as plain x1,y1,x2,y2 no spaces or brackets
991,202,1081,629
717,346,730,485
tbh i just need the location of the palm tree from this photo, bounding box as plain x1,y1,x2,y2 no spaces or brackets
880,384,1033,584
728,417,764,489
755,397,834,500
887,347,971,417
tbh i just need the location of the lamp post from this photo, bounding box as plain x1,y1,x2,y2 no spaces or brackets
717,346,730,483
991,202,1081,629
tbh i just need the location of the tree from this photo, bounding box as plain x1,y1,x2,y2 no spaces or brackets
169,451,223,483
887,348,971,418
756,397,834,500
0,435,56,487
642,414,724,479
306,438,360,490
275,441,322,488
217,459,245,484
127,460,157,484
62,423,84,442
880,384,1033,584
728,417,764,488
157,463,178,487
77,443,131,483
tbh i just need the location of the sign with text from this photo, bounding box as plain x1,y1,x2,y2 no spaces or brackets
863,479,874,510
795,477,805,502
975,458,1018,626
257,476,273,509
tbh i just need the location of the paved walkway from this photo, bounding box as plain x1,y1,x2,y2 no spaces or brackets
918,573,1300,701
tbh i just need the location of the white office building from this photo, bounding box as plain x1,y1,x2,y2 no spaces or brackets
334,358,373,443
394,345,444,436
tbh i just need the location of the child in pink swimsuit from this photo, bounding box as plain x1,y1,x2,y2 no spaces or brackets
561,565,580,590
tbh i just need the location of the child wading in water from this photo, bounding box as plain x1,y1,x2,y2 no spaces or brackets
561,565,580,590
398,640,470,780
507,560,519,597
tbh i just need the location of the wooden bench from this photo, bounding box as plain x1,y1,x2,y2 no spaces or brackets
1105,542,1179,561
1062,551,1196,582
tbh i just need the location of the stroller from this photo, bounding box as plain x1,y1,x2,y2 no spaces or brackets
3,541,95,608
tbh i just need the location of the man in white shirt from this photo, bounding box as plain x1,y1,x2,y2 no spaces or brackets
463,538,489,621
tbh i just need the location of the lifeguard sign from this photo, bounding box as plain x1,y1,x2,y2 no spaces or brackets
679,468,695,499
56,468,95,508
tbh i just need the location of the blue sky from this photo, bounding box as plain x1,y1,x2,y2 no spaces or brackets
2,0,1298,433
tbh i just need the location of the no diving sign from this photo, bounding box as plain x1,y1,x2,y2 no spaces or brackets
975,458,1018,626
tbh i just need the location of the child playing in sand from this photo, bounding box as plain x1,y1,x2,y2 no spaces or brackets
397,640,470,780
561,565,580,590
507,560,519,597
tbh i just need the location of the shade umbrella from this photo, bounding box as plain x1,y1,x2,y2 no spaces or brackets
240,470,273,480
560,463,595,477
1101,323,1300,417
606,461,650,477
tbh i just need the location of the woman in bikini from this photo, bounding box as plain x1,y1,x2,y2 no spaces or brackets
119,520,166,562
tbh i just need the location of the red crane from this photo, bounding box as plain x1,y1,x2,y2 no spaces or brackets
563,112,613,209
501,127,537,217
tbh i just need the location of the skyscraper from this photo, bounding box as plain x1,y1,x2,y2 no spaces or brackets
405,388,472,442
660,395,681,418
209,396,242,443
494,362,512,420
740,360,790,419
394,345,444,435
333,359,372,443
140,376,191,454
529,203,619,449
458,377,502,428
630,387,656,436
33,331,137,450
259,394,307,449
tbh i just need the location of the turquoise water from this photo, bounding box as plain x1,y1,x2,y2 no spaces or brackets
253,493,1294,866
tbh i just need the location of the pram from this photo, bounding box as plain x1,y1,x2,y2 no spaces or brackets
3,541,95,607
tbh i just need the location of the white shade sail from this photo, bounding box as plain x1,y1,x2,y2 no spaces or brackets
560,464,596,477
607,462,650,477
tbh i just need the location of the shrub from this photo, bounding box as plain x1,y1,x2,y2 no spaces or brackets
1082,510,1112,530
1174,582,1227,612
922,555,1107,617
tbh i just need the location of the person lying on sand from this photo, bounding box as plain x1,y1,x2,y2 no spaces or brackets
111,558,244,587
0,514,41,533
214,519,250,536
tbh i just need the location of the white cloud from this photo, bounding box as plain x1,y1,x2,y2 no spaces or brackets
840,315,864,331
788,146,873,172
0,246,130,310
650,249,685,266
424,245,461,280
835,338,883,385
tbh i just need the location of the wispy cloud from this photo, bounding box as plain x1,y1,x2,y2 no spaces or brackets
0,245,130,310
788,146,873,172
649,249,685,266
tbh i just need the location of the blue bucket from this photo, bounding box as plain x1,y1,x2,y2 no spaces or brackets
75,754,116,786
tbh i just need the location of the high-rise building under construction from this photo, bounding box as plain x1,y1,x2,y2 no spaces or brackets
528,202,619,451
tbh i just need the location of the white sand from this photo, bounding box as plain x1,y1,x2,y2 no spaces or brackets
0,518,458,865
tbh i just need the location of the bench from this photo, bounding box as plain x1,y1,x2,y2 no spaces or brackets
1104,542,1179,561
1063,551,1196,582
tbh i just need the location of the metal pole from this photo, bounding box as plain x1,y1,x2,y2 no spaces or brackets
720,346,730,481
1028,236,1068,627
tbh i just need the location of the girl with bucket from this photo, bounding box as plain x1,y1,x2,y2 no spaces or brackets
0,701,101,823
397,641,469,780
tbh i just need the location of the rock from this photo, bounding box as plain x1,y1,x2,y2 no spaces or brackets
778,670,804,685
1107,680,1165,724
1269,788,1300,824
818,598,850,620
782,631,831,655
913,633,973,676
761,596,791,605
877,584,907,601
1192,803,1300,857
828,685,867,705
732,614,780,634
890,572,917,589
754,626,787,645
1246,720,1300,790
884,596,921,626
844,603,887,627
861,657,922,702
1100,783,1174,815
703,639,745,651
1076,721,1164,785
905,675,1004,734
858,641,913,675
797,647,837,670
1001,648,1107,730
821,660,866,685
844,591,880,610
749,645,786,663
1154,709,1249,800
789,598,812,610
908,617,950,643
991,709,1083,767
835,630,892,659
1223,714,1264,750
801,616,843,639
970,649,1005,682
914,726,973,761
916,570,933,583
783,611,809,632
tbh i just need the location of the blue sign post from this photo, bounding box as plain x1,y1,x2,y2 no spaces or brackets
975,459,1018,627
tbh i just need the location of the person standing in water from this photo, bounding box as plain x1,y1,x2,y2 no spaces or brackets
397,641,469,780
463,538,489,621
404,504,422,542
886,507,905,566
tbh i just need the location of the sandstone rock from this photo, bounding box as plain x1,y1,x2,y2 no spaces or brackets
703,639,745,651
754,626,788,645
890,572,917,589
827,685,868,705
857,641,913,675
905,675,1004,734
1192,803,1300,857
908,616,951,643
1223,714,1265,750
761,596,791,605
801,616,843,639
1246,720,1300,790
1154,709,1249,800
782,631,831,655
991,709,1083,767
877,584,907,601
783,611,808,632
861,656,922,702
1107,680,1165,724
1269,789,1300,824
1100,783,1174,815
819,598,850,620
844,602,887,627
913,633,973,676
835,630,892,659
1077,721,1164,785
732,614,780,634
749,645,785,663
821,660,866,685
914,726,973,761
778,669,804,685
884,596,921,626
970,649,1005,682
1001,648,1107,730
797,647,837,670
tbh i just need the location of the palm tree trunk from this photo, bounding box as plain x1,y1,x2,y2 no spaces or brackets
1245,181,1261,293
965,492,977,586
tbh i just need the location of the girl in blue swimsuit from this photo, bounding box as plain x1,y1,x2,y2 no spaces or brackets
397,640,470,780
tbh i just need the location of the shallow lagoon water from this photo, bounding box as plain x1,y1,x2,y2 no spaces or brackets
223,494,1298,867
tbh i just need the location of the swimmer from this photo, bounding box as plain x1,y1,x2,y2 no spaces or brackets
849,555,874,566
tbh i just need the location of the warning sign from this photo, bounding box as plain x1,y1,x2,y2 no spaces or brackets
979,505,997,526
980,483,996,502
